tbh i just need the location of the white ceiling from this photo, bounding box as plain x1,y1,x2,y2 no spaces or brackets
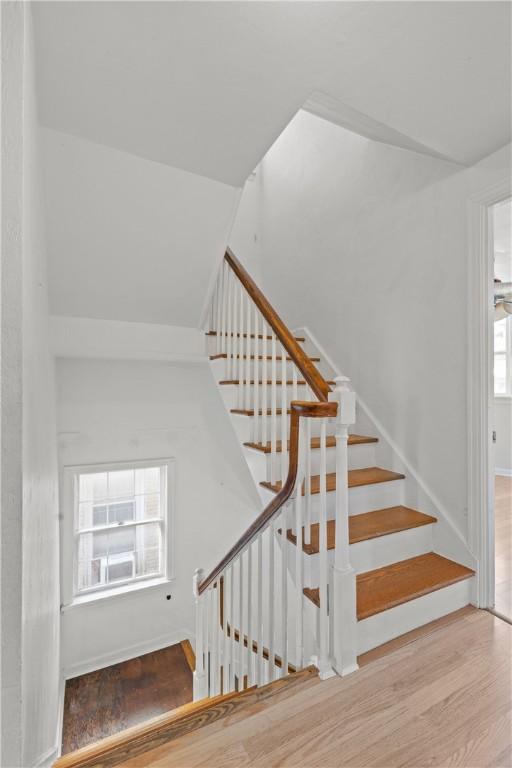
33,1,511,187
43,129,238,325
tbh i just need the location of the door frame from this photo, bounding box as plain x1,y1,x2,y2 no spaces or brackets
467,179,511,608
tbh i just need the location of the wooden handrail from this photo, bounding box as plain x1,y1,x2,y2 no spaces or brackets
224,247,331,402
198,400,337,594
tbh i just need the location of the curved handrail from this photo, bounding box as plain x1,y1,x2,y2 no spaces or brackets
198,400,337,594
224,248,331,402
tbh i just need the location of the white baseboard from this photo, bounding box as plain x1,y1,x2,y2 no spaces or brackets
63,627,194,680
495,467,512,477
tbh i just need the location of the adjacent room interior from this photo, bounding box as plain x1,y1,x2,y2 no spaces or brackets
493,198,512,621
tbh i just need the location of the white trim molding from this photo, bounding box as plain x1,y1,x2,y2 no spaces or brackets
467,177,512,608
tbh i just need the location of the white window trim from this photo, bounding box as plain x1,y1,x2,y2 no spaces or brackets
61,458,175,609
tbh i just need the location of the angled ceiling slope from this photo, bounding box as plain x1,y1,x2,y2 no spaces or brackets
33,1,511,187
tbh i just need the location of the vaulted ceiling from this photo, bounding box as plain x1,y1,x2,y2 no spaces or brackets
33,1,511,187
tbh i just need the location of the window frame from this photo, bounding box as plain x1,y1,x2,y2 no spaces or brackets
494,315,512,398
61,458,175,607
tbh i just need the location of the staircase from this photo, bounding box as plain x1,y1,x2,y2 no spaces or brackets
196,246,475,696
54,247,475,767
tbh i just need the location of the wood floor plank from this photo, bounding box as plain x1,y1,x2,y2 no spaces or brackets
495,475,512,619
261,467,405,495
113,611,511,768
61,642,193,754
286,506,436,554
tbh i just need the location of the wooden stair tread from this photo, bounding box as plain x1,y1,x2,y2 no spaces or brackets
210,353,320,362
303,553,474,619
261,467,405,495
53,667,318,768
220,379,336,386
206,331,305,342
286,506,437,554
245,434,377,453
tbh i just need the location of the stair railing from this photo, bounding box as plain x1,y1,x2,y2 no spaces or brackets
194,249,357,700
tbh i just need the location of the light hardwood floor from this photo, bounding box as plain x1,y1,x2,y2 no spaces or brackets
117,609,511,768
495,475,512,619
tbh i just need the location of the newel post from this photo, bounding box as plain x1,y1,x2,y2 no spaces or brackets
330,376,359,676
192,568,208,700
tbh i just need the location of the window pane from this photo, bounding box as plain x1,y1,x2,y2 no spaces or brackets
108,469,134,500
494,354,507,394
494,319,507,353
107,558,134,583
108,501,135,524
135,467,161,495
135,547,161,578
92,505,107,527
79,472,108,503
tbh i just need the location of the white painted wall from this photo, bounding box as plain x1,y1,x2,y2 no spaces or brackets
42,128,239,328
56,357,260,677
494,398,512,476
230,110,511,542
1,4,60,766
50,316,205,363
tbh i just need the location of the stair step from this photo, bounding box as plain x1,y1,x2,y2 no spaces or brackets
207,331,305,342
211,353,320,362
286,506,437,554
261,467,405,495
220,379,336,386
54,667,319,768
303,553,474,619
245,434,377,454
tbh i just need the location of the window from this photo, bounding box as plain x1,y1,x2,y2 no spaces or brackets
63,459,173,603
494,317,512,396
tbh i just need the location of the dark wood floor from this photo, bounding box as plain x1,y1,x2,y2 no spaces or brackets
62,642,193,754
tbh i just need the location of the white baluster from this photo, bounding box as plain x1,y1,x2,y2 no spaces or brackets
330,375,359,676
267,523,275,678
270,334,277,486
295,419,305,670
253,306,259,444
211,585,219,696
192,568,207,700
246,543,253,686
238,287,244,409
222,572,230,694
317,418,333,679
215,270,222,354
226,270,233,380
245,292,251,413
238,554,244,690
304,417,312,546
220,262,227,358
280,507,288,678
229,562,236,691
256,533,264,685
262,323,268,454
280,344,287,484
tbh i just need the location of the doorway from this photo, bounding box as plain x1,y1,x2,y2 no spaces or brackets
492,198,512,621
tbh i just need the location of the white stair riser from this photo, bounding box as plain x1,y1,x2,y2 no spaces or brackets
243,443,377,482
356,578,474,654
218,383,326,411
287,523,434,587
259,478,406,519
207,336,308,358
